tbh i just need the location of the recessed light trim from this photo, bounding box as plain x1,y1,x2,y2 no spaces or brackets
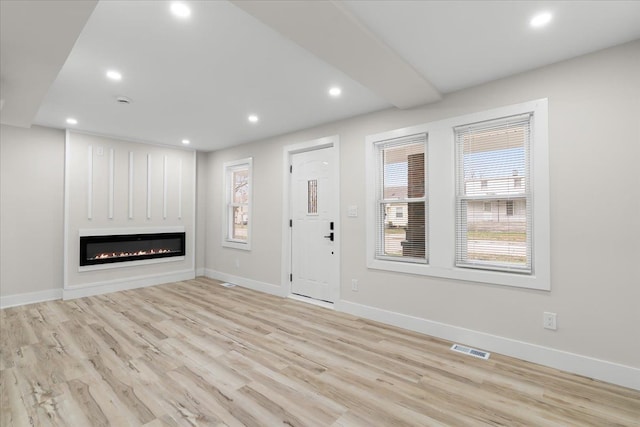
106,70,122,81
248,114,259,123
530,12,552,28
181,139,190,145
116,96,132,104
329,87,342,97
66,118,78,125
171,2,191,18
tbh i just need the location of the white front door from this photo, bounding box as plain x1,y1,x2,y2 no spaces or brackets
290,146,338,302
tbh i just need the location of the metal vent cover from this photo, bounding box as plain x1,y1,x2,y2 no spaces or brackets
450,344,490,360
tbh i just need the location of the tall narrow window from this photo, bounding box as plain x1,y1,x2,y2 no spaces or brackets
455,114,531,273
223,158,252,250
375,134,427,262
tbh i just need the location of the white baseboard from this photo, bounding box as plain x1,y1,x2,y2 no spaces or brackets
195,267,206,277
336,300,640,391
204,269,286,297
1,288,63,309
63,269,195,300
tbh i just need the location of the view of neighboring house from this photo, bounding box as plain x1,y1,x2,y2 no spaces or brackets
465,175,527,224
383,185,408,227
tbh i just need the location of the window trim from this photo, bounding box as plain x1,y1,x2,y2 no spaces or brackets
365,99,550,290
222,157,253,251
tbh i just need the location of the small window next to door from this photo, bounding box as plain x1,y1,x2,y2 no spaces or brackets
222,157,252,250
307,179,318,215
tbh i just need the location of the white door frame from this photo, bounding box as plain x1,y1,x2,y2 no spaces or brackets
281,135,340,302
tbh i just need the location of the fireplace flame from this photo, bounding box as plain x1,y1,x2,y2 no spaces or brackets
89,248,175,260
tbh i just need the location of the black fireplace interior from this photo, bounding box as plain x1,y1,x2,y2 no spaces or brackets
80,232,185,266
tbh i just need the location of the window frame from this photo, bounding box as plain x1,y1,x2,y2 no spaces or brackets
374,134,428,264
222,157,253,251
365,99,550,290
454,113,532,274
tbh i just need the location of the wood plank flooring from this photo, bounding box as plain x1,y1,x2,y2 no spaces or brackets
1,277,639,426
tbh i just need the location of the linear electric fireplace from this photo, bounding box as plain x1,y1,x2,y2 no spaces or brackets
80,232,186,266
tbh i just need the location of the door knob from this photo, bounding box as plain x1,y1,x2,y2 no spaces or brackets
323,232,334,242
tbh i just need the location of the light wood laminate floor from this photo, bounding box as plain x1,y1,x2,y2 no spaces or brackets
1,278,639,426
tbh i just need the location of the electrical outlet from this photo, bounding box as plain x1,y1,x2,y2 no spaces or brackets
543,312,557,330
351,279,358,291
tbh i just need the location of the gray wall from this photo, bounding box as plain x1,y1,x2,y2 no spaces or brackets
1,125,65,297
205,41,640,368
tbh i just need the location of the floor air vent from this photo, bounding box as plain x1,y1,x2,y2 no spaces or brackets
220,282,237,288
450,344,490,360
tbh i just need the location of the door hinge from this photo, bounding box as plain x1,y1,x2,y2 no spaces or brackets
289,165,292,173
289,219,293,227
289,273,293,282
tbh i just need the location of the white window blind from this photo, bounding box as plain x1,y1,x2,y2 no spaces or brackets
375,134,427,262
455,113,532,273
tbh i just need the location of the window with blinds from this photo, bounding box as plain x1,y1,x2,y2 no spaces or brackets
223,158,252,250
366,99,548,289
455,114,532,273
375,134,427,262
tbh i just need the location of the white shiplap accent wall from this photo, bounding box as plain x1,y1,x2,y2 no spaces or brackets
63,131,196,295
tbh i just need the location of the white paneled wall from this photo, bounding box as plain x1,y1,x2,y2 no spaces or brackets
64,131,196,296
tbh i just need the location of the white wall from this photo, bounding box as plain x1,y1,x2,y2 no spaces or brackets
63,131,197,297
205,41,640,383
0,127,199,304
205,138,284,288
1,125,65,304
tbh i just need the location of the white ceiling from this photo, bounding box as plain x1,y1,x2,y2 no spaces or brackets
342,0,640,93
0,0,97,127
1,1,639,152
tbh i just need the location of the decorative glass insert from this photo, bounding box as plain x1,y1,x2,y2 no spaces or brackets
307,179,318,214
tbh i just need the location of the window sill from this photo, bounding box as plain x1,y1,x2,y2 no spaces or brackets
367,258,549,291
222,240,251,251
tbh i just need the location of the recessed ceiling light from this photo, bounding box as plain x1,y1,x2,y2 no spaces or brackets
171,2,191,18
106,70,122,81
66,118,78,125
248,114,259,123
530,12,552,28
181,139,190,145
329,87,342,97
116,96,132,104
